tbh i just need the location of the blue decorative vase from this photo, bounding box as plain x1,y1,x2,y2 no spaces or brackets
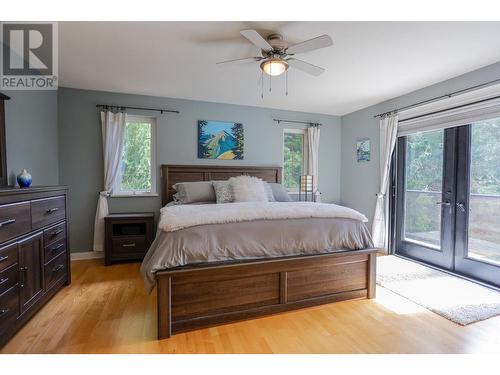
17,169,32,188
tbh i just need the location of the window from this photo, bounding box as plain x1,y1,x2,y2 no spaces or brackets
113,115,156,196
283,129,308,191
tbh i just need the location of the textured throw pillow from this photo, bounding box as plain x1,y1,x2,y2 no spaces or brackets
263,182,276,202
173,181,216,204
268,183,293,202
229,175,268,202
212,181,234,204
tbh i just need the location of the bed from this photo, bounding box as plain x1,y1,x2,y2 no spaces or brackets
142,164,377,339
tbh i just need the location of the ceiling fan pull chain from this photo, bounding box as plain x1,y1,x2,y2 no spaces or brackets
286,71,289,96
261,71,264,99
269,71,272,93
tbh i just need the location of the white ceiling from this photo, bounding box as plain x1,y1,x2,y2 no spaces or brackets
59,21,500,116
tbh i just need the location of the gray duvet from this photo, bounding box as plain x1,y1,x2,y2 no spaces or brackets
140,217,373,292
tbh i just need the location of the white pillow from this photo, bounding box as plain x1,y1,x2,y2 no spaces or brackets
229,176,268,202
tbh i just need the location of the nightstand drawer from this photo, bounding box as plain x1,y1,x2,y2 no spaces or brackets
104,213,154,265
111,236,147,255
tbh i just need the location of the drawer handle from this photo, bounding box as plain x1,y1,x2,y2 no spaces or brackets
0,255,9,263
0,277,8,285
0,218,16,228
51,244,64,252
46,207,59,214
0,308,9,316
122,243,136,248
52,264,64,273
51,229,64,237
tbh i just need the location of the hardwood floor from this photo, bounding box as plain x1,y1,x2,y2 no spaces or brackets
2,259,500,354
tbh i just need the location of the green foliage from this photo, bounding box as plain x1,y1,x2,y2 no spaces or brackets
404,120,500,239
232,123,244,159
470,120,500,195
284,133,304,189
121,122,151,191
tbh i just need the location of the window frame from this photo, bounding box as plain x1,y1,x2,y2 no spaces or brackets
112,115,157,197
282,128,309,192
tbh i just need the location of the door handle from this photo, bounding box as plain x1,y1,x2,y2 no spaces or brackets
20,266,27,288
456,202,466,212
436,201,451,206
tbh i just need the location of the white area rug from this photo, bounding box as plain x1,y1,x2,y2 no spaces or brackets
377,256,500,325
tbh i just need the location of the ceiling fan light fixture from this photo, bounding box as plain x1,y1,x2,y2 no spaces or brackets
260,58,288,76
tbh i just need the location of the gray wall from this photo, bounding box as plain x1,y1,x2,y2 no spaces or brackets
3,90,59,186
340,61,500,227
58,87,341,253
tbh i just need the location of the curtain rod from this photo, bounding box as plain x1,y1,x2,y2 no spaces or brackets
273,119,322,127
373,78,500,118
96,104,180,114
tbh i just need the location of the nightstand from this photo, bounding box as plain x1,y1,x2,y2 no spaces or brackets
104,213,155,266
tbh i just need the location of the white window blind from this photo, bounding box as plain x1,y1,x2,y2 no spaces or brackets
397,83,500,137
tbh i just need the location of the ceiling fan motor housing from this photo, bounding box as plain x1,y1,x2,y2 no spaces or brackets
266,34,288,52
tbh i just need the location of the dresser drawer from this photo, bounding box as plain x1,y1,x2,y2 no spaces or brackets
43,222,66,247
0,201,31,244
31,196,66,229
0,243,18,272
44,252,67,291
0,263,18,296
44,238,66,265
111,236,147,256
0,285,19,334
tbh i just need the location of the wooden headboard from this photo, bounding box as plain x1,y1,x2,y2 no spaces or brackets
161,164,282,205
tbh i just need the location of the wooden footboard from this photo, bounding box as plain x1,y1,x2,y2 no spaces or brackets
156,249,377,339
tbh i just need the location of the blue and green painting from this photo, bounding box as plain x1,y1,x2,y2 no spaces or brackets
198,120,244,160
356,138,371,162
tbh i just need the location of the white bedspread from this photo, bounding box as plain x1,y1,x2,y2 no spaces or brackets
158,201,368,232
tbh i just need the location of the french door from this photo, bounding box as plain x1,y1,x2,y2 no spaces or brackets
395,118,500,287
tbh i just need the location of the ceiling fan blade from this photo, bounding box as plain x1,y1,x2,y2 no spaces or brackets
286,35,333,55
240,29,273,51
287,58,325,76
216,57,262,66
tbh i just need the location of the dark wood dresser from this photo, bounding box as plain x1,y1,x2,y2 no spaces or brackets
104,213,154,266
0,186,70,347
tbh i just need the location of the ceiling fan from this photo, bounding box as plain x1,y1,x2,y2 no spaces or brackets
216,29,333,77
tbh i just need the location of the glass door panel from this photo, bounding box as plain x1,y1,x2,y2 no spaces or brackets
455,120,500,286
396,128,456,269
467,119,500,264
403,130,444,248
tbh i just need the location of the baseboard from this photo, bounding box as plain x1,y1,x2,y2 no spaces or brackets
71,251,104,261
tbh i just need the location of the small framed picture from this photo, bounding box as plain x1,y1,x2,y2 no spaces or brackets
356,138,371,162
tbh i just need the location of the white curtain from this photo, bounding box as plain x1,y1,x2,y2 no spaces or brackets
93,110,126,252
371,114,398,250
307,126,321,202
